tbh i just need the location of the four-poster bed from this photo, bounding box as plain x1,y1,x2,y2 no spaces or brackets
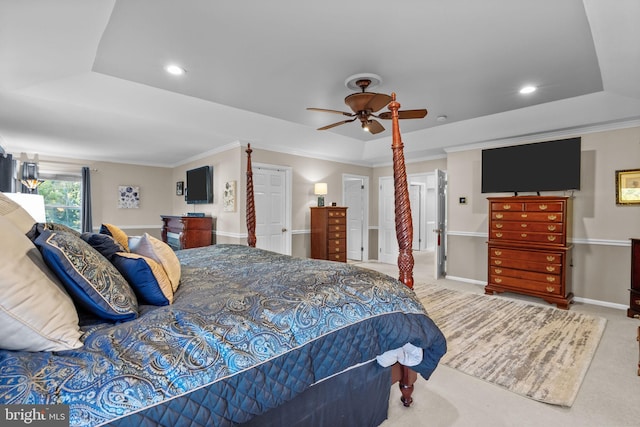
245,93,427,408
0,94,445,426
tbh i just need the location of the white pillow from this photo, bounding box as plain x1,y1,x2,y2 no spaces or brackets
0,191,37,233
0,216,83,351
129,233,181,291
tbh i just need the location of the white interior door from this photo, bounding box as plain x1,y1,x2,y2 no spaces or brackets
344,176,367,261
378,176,398,264
409,184,422,251
253,165,291,255
434,169,447,279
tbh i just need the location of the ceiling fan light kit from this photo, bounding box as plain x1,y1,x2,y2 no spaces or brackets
308,73,428,135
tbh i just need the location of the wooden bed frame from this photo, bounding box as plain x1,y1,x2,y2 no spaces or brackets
245,93,418,407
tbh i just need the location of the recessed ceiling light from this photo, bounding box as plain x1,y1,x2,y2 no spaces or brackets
519,85,537,94
165,64,186,76
436,115,448,122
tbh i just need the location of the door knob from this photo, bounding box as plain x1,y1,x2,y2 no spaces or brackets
281,228,287,232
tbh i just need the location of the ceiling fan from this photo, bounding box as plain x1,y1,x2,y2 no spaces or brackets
307,77,427,135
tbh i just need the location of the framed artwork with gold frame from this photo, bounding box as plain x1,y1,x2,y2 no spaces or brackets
615,169,640,205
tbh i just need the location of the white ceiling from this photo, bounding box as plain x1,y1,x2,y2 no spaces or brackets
0,0,639,167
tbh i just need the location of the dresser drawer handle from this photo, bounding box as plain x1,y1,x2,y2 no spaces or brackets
502,204,511,210
546,286,556,293
546,266,556,272
539,204,548,210
495,223,503,229
521,233,527,238
546,276,556,283
547,235,556,241
548,225,556,231
635,299,640,306
494,260,502,265
494,250,502,256
495,232,503,238
495,269,502,274
494,278,502,283
546,256,556,262
520,213,528,218
548,215,557,220
334,255,340,260
496,213,503,219
520,223,527,228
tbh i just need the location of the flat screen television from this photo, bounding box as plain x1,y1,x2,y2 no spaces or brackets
185,165,213,204
481,137,581,194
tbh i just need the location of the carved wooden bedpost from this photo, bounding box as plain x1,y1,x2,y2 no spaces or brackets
389,93,414,290
388,93,419,407
246,144,257,247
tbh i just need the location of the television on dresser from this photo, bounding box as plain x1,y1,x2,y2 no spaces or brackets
185,165,213,204
481,137,581,194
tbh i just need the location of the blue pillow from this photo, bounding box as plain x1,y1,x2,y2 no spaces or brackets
34,229,138,321
111,252,173,306
81,232,125,261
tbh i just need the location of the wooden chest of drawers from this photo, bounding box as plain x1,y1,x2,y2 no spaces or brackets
310,207,347,262
485,196,573,309
161,215,214,250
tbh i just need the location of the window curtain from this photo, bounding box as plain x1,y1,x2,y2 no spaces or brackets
81,166,93,232
0,154,15,192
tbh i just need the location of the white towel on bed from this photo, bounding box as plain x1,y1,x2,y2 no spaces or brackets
376,343,423,367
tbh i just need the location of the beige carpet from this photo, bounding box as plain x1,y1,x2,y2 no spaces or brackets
416,284,607,407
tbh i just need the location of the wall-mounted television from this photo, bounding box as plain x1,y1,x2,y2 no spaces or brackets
185,165,213,204
481,137,581,194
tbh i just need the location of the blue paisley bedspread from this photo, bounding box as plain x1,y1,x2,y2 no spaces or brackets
0,244,446,426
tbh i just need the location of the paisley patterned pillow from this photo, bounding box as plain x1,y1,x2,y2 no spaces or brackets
35,229,138,321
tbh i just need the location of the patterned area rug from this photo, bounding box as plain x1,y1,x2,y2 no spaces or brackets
416,284,607,407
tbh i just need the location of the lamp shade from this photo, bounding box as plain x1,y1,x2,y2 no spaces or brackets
314,182,328,196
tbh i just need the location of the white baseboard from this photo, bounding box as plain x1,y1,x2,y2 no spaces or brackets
443,275,627,311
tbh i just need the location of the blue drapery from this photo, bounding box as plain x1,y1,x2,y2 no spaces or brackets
81,166,92,232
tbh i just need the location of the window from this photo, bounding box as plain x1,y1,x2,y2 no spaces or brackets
38,178,82,231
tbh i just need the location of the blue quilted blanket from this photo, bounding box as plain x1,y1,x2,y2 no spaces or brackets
0,244,446,426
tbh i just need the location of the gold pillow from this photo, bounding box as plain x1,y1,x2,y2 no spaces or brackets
129,233,181,292
100,223,130,251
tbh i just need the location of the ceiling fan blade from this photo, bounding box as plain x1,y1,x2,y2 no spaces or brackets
365,93,393,113
366,119,385,134
318,117,357,130
307,107,354,117
377,109,428,120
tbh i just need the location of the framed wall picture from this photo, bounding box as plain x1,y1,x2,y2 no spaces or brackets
176,181,184,196
118,185,140,208
223,180,236,212
615,169,640,205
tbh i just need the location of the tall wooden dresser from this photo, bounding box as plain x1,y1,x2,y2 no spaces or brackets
310,207,347,262
161,215,214,250
485,196,574,309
